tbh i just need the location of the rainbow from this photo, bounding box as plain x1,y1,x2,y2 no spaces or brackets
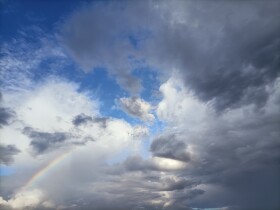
20,151,72,192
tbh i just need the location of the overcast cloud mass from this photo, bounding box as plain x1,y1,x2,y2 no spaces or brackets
0,1,279,210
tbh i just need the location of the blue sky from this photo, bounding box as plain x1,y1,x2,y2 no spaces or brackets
0,1,280,210
0,0,161,123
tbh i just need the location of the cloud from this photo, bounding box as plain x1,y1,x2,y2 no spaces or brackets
119,97,155,121
0,70,152,210
1,1,280,210
0,144,20,165
150,76,280,210
151,133,191,162
0,93,15,127
22,127,69,155
0,189,53,210
60,0,280,110
159,176,199,192
146,1,280,111
60,1,149,95
0,107,15,127
72,113,108,128
1,74,279,210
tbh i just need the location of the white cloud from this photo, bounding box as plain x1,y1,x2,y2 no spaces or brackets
156,76,213,132
0,75,150,209
0,189,52,209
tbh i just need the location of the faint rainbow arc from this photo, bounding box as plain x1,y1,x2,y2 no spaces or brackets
20,151,72,192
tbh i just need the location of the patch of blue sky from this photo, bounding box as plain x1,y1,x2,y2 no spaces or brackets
35,58,130,121
0,0,82,42
75,68,127,119
128,55,161,102
2,0,165,159
0,166,16,176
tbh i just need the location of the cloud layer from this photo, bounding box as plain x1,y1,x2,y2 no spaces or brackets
0,1,279,210
60,0,280,110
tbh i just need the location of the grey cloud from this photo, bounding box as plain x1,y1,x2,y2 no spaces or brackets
163,189,205,210
151,134,191,162
22,126,95,155
1,1,280,210
72,113,93,126
61,0,280,110
160,177,199,192
72,136,95,146
0,144,20,165
0,92,16,127
147,0,280,110
60,1,149,95
72,113,108,128
22,127,69,155
119,97,154,121
149,91,280,210
96,163,201,210
93,117,108,128
123,156,156,172
0,107,15,127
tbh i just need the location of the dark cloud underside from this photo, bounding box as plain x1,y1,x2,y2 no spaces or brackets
0,144,20,165
22,127,68,155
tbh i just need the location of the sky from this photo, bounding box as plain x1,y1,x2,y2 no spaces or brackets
0,0,279,210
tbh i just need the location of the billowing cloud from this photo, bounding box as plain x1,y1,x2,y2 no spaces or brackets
146,1,280,111
0,1,279,210
119,97,155,121
0,73,151,210
60,1,280,110
0,189,54,210
151,134,191,162
150,76,280,210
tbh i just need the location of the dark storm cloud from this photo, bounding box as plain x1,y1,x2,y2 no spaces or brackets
160,177,199,192
56,1,280,209
0,144,20,165
146,0,280,111
22,127,69,155
61,0,280,110
91,163,201,210
151,134,191,162
0,1,278,210
149,90,280,209
72,113,108,128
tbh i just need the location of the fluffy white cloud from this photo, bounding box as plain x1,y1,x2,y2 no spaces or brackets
156,76,213,132
0,189,52,209
0,76,150,209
